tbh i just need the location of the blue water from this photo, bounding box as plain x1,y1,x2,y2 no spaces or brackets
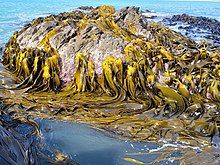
38,119,180,165
0,0,220,44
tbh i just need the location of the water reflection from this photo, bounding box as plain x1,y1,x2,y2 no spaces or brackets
38,119,179,165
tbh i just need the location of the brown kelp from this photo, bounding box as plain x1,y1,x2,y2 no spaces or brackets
1,6,220,147
0,97,78,164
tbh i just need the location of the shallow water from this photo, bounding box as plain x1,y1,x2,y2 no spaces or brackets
37,119,182,165
36,118,220,165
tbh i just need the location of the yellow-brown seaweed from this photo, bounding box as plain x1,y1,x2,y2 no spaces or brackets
1,6,220,147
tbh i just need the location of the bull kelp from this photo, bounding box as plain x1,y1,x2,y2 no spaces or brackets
1,5,220,152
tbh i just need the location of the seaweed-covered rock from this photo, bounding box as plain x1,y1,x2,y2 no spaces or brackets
3,6,195,90
2,6,220,145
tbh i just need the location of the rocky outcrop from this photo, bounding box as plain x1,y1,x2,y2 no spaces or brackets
163,14,220,45
168,14,220,35
3,6,196,90
2,6,220,145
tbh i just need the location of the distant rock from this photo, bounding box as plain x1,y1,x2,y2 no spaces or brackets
170,14,220,35
163,14,220,45
78,6,94,11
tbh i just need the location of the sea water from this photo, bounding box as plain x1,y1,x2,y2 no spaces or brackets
0,0,220,44
38,119,180,165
